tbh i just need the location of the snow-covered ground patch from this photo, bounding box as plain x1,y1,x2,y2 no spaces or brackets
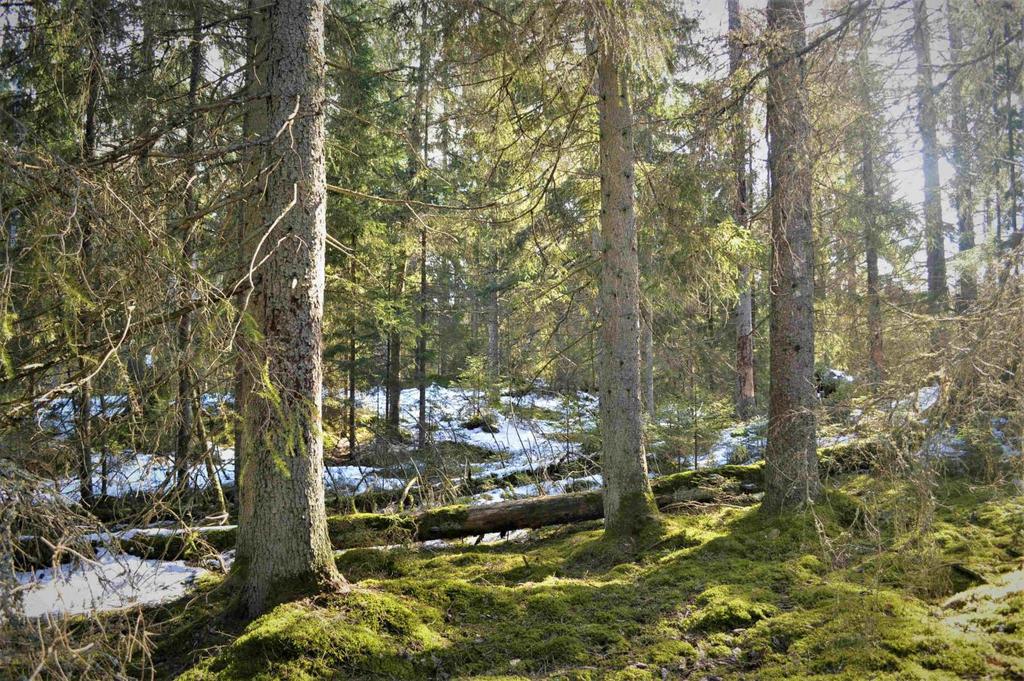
357,384,598,482
16,549,208,617
324,465,405,494
916,385,941,413
57,446,236,502
470,473,603,505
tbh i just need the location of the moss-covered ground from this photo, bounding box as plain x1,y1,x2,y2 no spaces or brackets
161,470,1024,680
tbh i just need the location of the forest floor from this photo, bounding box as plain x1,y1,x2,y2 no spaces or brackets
128,469,1024,680
9,383,1024,679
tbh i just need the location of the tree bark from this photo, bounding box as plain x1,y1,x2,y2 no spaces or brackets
946,0,977,311
858,14,884,383
764,0,820,512
411,2,431,448
911,0,948,313
640,295,655,417
233,0,260,501
591,3,659,542
348,232,358,456
76,0,104,506
328,466,763,549
174,0,204,489
1006,21,1018,236
486,274,500,381
729,0,755,420
234,0,341,617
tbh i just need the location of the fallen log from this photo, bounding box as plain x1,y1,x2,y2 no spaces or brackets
14,464,763,566
327,464,764,549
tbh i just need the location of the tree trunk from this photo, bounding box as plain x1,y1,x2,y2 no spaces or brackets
864,143,884,380
175,0,204,490
858,14,884,383
416,224,427,450
486,278,500,381
592,3,659,542
640,295,655,417
193,389,228,520
385,296,403,431
328,466,763,549
911,0,948,313
1006,21,1018,236
729,0,755,420
76,0,103,506
233,0,260,500
946,0,977,311
764,0,820,512
234,0,341,617
348,232,358,456
409,2,431,450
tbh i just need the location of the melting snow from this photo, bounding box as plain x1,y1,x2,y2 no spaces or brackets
916,385,941,412
470,473,603,505
16,549,207,617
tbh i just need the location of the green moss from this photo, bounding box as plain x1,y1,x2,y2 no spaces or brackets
416,504,471,540
641,639,697,665
687,584,778,631
606,667,658,680
336,547,414,581
124,527,237,562
651,463,764,496
161,469,1024,681
179,590,445,680
327,512,416,548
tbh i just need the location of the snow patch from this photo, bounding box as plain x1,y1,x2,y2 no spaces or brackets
16,549,207,617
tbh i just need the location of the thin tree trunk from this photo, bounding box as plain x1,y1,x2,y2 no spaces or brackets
858,14,884,383
193,389,227,520
385,291,403,430
640,295,655,417
76,0,103,506
911,0,948,313
348,232,358,457
416,224,427,450
764,0,820,512
729,0,755,420
946,0,977,311
234,0,341,617
233,0,260,498
175,0,204,490
1006,21,1018,236
591,3,659,543
486,274,500,381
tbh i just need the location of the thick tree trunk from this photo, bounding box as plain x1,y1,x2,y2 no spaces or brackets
911,0,948,313
764,0,820,512
592,4,659,542
234,0,341,617
946,0,977,311
175,1,204,489
859,15,884,383
729,0,755,420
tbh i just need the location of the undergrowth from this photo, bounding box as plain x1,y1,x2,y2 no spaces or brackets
167,473,1024,680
